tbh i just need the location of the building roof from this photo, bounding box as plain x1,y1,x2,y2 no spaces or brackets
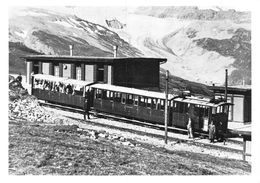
208,85,251,95
22,55,167,64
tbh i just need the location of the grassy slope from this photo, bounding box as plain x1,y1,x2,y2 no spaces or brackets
9,119,251,175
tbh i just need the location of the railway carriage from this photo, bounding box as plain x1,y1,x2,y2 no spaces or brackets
91,83,232,137
31,74,93,110
91,83,174,124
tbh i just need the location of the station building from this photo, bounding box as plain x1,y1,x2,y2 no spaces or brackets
209,85,251,124
22,46,167,91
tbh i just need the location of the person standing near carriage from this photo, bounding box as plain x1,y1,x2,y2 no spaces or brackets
187,105,194,139
16,73,22,83
84,88,91,120
209,121,216,143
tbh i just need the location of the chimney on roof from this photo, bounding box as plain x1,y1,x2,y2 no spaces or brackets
113,45,118,58
69,45,74,56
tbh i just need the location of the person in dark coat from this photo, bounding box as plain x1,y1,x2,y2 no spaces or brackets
84,88,91,120
16,73,22,83
209,121,216,143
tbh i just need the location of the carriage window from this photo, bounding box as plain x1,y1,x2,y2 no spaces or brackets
178,102,184,113
121,93,126,104
109,91,114,101
147,98,152,108
114,92,121,102
126,94,133,105
160,99,165,110
173,102,178,112
102,90,107,100
152,98,157,109
204,107,209,117
223,105,229,113
106,91,110,98
183,103,189,113
95,89,102,99
217,106,223,113
212,107,217,114
139,96,145,107
134,95,139,106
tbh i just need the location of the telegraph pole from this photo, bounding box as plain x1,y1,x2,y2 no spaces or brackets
165,70,169,144
225,69,228,102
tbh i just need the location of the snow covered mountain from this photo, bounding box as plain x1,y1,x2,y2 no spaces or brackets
9,7,142,74
9,6,251,87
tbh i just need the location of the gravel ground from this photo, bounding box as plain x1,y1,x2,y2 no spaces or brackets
43,106,247,161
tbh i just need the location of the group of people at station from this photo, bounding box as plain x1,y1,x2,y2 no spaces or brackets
34,78,77,95
186,104,217,143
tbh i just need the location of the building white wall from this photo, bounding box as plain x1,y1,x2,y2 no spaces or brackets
85,65,94,82
42,63,49,75
63,64,71,78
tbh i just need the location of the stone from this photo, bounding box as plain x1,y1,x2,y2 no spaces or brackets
98,133,107,138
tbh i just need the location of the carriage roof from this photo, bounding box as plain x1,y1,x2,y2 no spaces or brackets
33,74,93,88
33,74,66,82
91,83,175,99
173,97,232,107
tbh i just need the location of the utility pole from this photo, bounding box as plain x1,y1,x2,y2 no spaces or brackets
225,69,228,102
165,70,169,144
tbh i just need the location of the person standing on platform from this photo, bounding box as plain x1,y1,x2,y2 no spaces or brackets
187,105,194,139
84,88,91,120
209,121,216,143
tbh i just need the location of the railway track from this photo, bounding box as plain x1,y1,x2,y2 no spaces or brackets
40,101,243,154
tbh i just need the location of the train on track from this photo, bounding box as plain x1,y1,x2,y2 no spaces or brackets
31,74,233,140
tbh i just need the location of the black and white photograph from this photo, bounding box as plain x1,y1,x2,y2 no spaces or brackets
4,0,259,179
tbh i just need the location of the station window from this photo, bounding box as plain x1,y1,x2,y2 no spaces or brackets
126,94,133,105
54,66,59,77
76,67,81,80
97,64,104,82
121,93,126,104
133,95,139,106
